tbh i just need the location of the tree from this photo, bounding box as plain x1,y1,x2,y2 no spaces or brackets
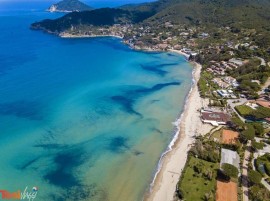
194,164,203,174
250,184,270,201
265,163,270,176
252,107,270,119
222,163,239,179
248,170,262,185
252,123,265,136
230,115,245,130
204,168,213,180
241,124,255,141
176,187,184,199
250,93,260,100
204,191,213,201
252,140,264,151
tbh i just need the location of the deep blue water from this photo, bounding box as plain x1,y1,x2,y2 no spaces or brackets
0,2,192,201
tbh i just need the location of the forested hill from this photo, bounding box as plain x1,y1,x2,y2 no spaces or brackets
142,0,270,30
32,0,270,33
122,0,270,29
31,8,154,33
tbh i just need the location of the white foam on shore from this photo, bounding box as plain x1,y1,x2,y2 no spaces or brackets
148,60,197,192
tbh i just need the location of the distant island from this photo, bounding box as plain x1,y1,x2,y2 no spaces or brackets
47,0,93,12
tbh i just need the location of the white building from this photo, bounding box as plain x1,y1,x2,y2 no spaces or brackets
217,90,230,98
220,148,240,172
229,58,244,66
217,89,236,98
213,78,230,88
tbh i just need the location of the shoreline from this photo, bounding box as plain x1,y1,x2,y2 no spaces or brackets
47,33,208,200
144,50,213,201
169,49,190,60
57,33,170,52
144,49,197,189
59,32,124,39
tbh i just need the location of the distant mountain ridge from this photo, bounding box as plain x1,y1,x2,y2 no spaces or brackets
122,0,270,29
35,0,270,33
47,0,93,12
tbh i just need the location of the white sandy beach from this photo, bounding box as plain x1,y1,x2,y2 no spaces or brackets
59,32,124,39
144,52,213,201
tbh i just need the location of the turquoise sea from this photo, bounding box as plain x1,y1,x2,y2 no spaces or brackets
0,1,193,201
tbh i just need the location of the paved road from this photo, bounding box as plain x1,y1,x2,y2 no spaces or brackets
256,56,266,66
242,141,251,201
227,98,247,122
261,178,270,191
259,77,270,95
252,140,270,192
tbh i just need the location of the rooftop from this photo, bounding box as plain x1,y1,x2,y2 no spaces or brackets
229,58,243,66
201,111,230,123
220,148,240,170
256,100,270,109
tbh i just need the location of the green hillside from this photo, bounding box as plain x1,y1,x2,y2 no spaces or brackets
144,0,270,30
32,8,153,33
33,0,270,33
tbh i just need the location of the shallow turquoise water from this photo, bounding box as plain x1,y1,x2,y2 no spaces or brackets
0,4,193,201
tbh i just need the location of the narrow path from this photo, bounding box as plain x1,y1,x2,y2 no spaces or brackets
252,144,270,192
256,56,266,66
208,125,222,139
227,99,247,123
261,178,270,191
242,141,251,201
259,77,270,94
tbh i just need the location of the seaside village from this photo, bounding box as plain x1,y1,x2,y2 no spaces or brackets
112,21,270,201
94,23,270,201
57,19,270,201
168,25,270,201
102,20,270,201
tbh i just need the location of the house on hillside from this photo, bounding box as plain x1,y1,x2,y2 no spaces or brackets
223,76,239,88
199,32,209,38
157,43,168,50
216,89,236,98
229,58,244,66
213,78,230,89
